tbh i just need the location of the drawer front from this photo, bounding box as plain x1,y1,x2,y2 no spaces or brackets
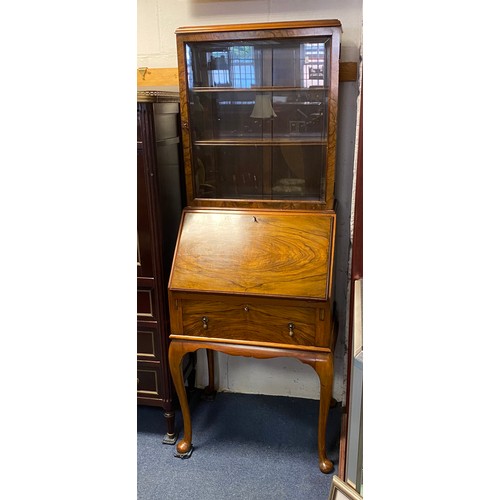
137,288,156,319
137,365,162,397
181,300,317,346
137,324,161,361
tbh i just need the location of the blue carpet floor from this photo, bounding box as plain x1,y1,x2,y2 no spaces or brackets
138,391,341,499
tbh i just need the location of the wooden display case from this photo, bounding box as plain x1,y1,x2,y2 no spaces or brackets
176,19,341,210
168,20,342,473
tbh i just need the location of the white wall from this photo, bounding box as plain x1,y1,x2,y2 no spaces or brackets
137,0,363,401
138,0,363,66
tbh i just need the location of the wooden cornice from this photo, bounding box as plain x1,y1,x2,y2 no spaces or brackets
137,62,358,87
175,19,342,34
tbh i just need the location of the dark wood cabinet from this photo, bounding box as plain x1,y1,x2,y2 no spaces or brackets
137,89,184,444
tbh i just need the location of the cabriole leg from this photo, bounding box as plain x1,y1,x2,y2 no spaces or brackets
168,341,193,458
306,352,334,473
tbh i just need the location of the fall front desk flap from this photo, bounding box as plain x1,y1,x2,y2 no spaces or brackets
169,209,336,300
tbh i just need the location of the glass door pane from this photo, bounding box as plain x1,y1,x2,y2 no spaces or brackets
185,36,330,201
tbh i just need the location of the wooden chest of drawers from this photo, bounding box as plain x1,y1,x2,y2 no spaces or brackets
137,91,184,444
168,208,337,472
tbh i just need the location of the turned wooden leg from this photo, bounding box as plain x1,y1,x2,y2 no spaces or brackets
168,341,193,458
162,410,178,445
310,353,334,474
202,349,217,400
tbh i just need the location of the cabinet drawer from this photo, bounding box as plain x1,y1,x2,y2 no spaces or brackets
137,289,155,319
137,365,161,397
181,300,317,346
137,324,161,361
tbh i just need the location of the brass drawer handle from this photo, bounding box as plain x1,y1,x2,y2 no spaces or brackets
288,322,294,337
202,316,209,330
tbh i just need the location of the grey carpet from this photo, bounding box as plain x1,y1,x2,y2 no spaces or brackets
137,390,341,499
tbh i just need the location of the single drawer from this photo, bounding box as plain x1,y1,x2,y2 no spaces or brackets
137,288,155,319
181,300,317,346
137,366,161,396
137,324,161,361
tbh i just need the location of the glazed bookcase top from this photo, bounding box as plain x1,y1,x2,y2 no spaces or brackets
175,20,342,210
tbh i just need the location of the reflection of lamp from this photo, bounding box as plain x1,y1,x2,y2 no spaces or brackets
250,94,277,118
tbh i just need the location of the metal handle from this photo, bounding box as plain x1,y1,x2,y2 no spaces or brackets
288,322,295,337
244,305,250,312
202,316,209,330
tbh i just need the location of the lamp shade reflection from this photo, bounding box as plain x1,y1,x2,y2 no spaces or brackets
250,94,277,118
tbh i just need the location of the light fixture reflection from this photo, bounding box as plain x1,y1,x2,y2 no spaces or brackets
250,94,277,119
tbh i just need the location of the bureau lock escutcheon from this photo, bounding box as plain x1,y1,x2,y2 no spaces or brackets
288,322,294,337
202,316,209,329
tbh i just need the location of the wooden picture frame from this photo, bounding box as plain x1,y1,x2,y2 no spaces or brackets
328,475,363,500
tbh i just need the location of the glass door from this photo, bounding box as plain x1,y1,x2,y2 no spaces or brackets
184,37,331,202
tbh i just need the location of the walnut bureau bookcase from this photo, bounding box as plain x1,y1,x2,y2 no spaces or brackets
168,19,342,473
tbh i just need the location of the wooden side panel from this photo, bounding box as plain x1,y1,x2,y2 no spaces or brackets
137,145,155,277
325,27,341,210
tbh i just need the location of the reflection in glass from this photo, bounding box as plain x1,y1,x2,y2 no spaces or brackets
185,37,330,201
250,94,276,119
